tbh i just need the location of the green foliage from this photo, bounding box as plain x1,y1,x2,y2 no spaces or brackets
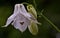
0,0,60,38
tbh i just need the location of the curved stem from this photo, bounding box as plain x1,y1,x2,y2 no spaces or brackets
33,0,37,8
21,2,31,5
40,10,60,32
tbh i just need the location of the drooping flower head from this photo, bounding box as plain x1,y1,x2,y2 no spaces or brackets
2,3,40,35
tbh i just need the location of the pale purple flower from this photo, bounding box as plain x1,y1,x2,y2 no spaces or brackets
2,4,39,33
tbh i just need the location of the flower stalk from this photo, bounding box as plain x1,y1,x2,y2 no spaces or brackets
40,9,60,32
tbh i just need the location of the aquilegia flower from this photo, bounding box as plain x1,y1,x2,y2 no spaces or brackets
2,4,40,35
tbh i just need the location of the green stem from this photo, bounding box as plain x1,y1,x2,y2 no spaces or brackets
40,10,60,32
21,2,31,5
33,0,37,8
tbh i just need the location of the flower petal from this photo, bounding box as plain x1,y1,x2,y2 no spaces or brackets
2,13,17,27
13,20,28,32
14,4,22,14
12,13,30,32
18,4,31,18
2,4,19,27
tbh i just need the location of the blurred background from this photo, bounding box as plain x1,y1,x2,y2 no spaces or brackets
0,0,60,38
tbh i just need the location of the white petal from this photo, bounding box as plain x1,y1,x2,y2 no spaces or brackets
2,14,16,27
18,4,31,18
2,4,19,27
2,15,14,27
14,4,31,21
13,20,28,32
12,13,30,32
13,4,19,14
13,4,29,32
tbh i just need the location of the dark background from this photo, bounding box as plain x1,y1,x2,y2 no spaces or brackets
0,0,60,38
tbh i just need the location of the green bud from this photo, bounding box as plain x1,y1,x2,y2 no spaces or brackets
28,20,38,35
27,5,37,18
27,5,38,35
